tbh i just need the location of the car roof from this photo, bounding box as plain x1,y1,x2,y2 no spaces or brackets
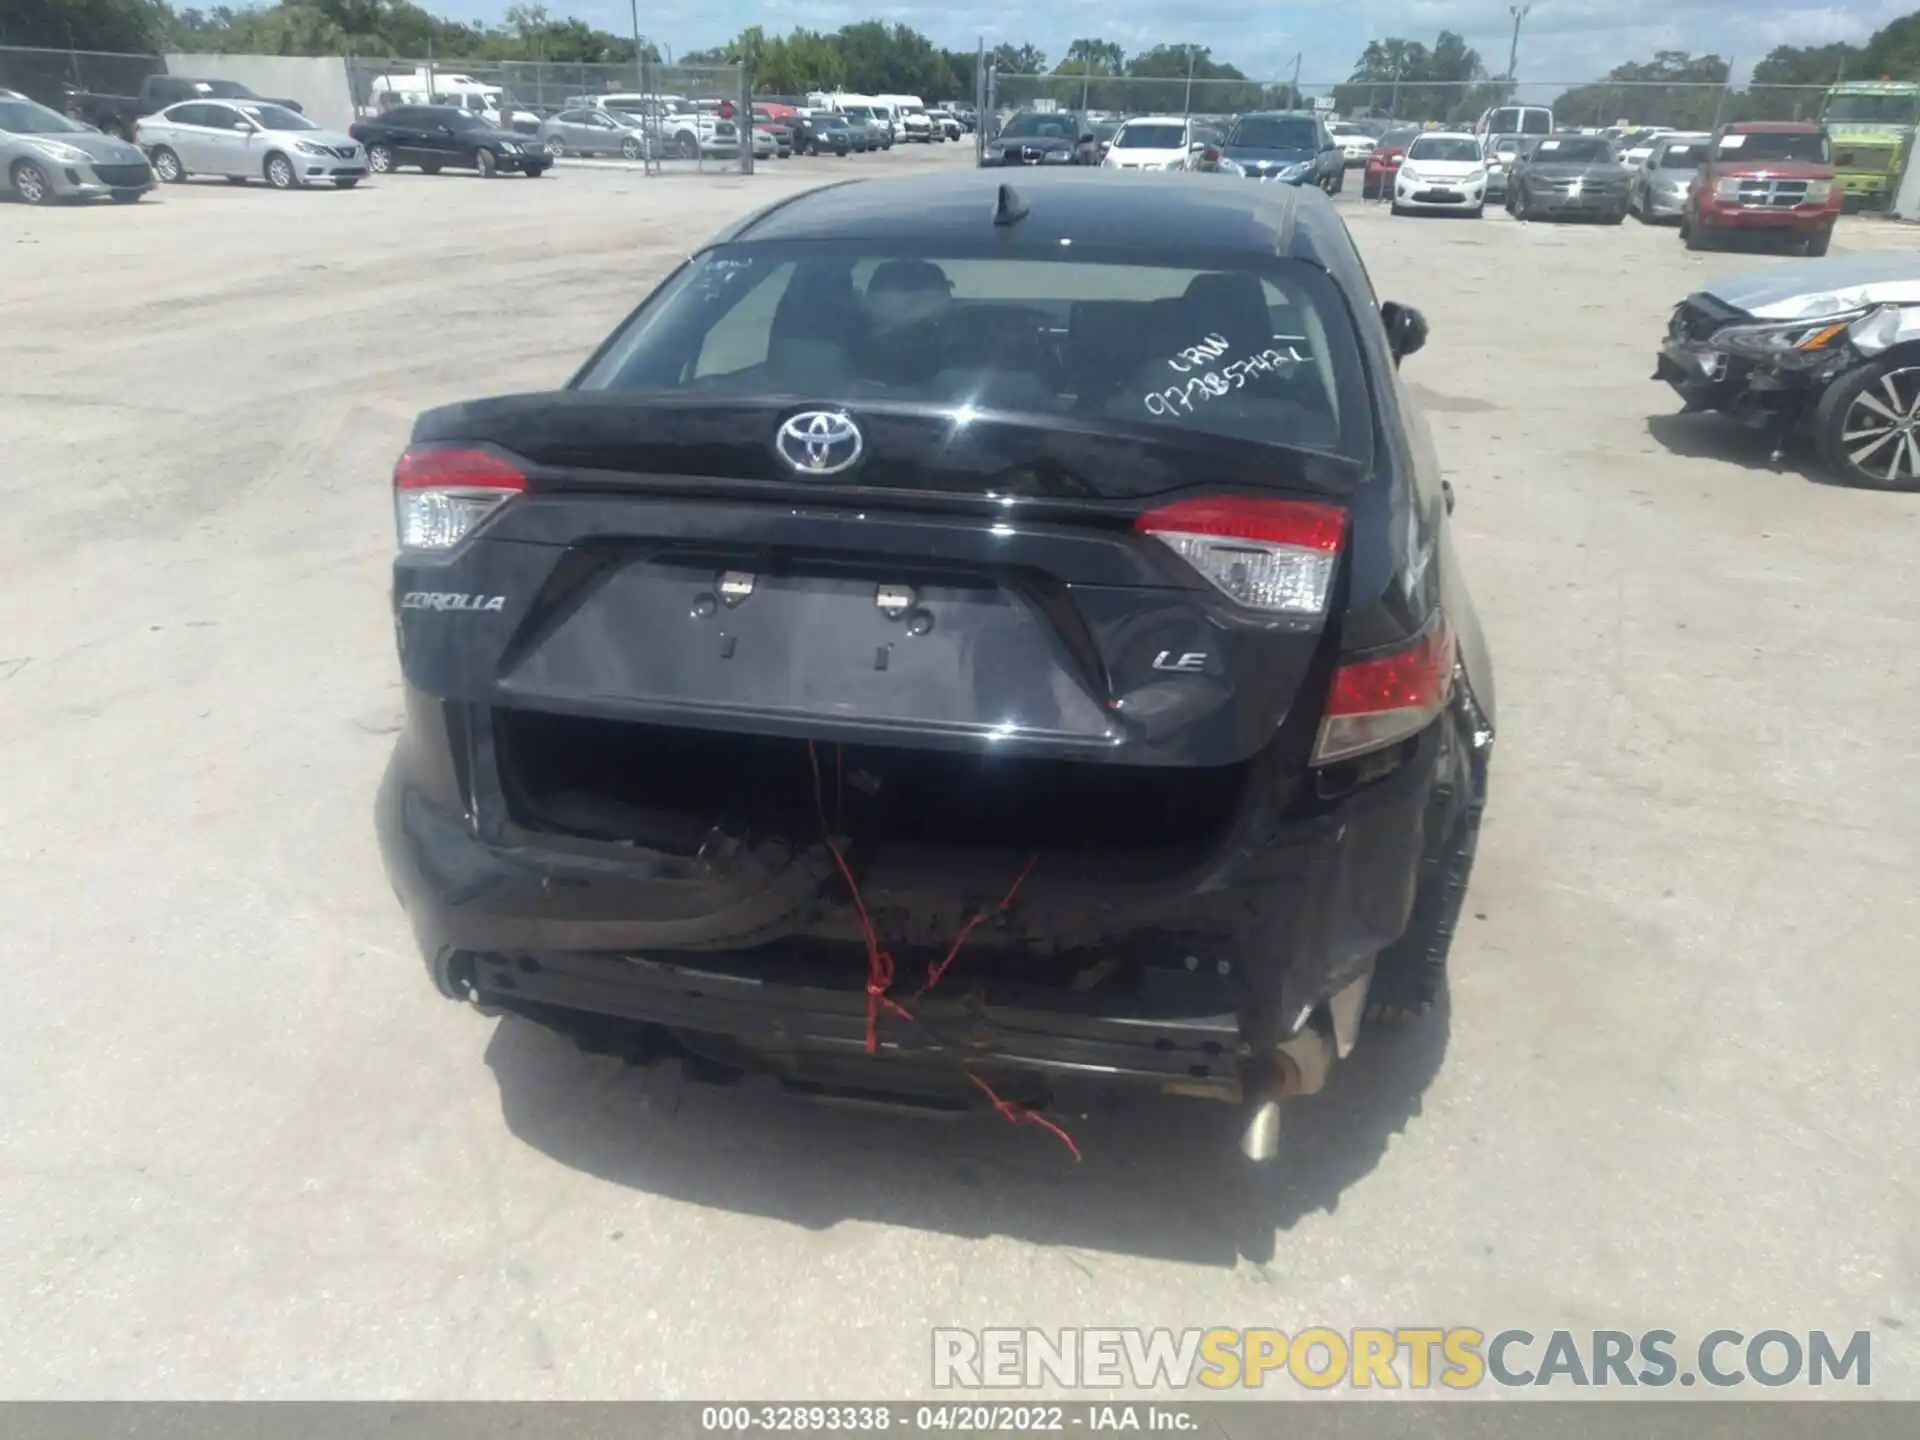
1725,120,1820,133
718,169,1340,262
1409,131,1477,141
1119,115,1191,126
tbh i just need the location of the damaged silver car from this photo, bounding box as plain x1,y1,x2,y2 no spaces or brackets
1655,254,1920,488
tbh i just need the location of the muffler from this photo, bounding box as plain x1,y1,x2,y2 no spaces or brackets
1238,967,1371,1162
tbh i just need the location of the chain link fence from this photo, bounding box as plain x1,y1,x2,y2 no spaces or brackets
343,55,752,172
981,72,1840,133
0,44,163,109
1,44,754,175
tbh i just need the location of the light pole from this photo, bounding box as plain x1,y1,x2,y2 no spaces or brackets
629,0,643,90
1507,4,1532,88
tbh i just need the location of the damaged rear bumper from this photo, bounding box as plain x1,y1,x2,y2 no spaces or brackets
377,698,1470,1106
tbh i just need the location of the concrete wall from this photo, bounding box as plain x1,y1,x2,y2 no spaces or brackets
163,55,357,133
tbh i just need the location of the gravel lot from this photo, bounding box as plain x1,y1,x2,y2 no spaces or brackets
3,145,1916,1399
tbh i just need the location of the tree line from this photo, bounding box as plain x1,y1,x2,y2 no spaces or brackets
1344,18,1920,132
11,1,1920,119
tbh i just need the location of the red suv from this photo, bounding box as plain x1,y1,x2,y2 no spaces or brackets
1362,127,1417,200
1683,122,1842,255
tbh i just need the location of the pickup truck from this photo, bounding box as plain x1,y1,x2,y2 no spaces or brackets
1681,121,1843,256
64,75,304,142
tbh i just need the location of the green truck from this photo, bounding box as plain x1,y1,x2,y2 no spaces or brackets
1821,80,1920,210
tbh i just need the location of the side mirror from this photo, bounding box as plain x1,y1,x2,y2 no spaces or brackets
1190,140,1207,152
232,121,251,132
1079,132,1096,146
1381,300,1428,364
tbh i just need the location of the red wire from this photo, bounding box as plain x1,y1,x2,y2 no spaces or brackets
804,740,1074,1158
968,1072,1083,1162
807,741,912,1052
915,853,1038,1000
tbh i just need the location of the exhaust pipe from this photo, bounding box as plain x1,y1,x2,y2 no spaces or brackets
1238,1013,1346,1162
1239,1095,1282,1161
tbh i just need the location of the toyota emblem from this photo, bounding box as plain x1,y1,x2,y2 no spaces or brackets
775,410,864,476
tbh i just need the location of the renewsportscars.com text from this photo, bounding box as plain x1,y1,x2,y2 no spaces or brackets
931,1327,1872,1391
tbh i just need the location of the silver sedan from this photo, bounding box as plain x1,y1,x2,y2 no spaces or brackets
1631,133,1710,223
135,99,367,189
0,94,153,205
536,107,655,160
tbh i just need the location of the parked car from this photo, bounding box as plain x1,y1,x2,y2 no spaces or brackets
1629,132,1709,222
1362,126,1419,198
1390,132,1487,217
1655,255,1920,488
1616,127,1674,171
1507,134,1632,222
1680,122,1842,256
898,105,936,142
751,105,796,159
349,105,550,178
839,105,894,150
1327,121,1377,166
1,93,153,204
136,99,365,189
537,107,653,160
798,113,858,155
926,108,964,141
64,74,303,143
374,169,1494,1162
594,94,738,159
980,110,1098,166
1209,112,1343,194
1101,115,1197,171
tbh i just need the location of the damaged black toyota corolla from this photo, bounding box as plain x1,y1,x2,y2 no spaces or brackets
376,169,1496,1160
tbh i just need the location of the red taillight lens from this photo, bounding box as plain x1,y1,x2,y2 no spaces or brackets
392,446,526,552
1313,613,1456,765
1136,497,1346,614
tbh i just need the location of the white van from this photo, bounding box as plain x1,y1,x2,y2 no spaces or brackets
878,93,934,141
365,69,538,131
1475,104,1553,137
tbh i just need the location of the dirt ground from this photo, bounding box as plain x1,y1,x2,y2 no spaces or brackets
2,147,1915,1398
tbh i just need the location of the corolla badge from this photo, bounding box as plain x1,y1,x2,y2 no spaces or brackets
776,410,864,475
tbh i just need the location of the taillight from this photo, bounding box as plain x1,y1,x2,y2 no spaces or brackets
393,446,526,552
1135,496,1345,614
1313,613,1456,765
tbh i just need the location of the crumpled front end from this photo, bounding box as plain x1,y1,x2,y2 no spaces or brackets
1654,289,1881,427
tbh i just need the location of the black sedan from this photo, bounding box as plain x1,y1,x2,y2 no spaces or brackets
980,110,1099,166
348,104,551,178
373,169,1494,1162
1507,134,1631,222
797,113,856,156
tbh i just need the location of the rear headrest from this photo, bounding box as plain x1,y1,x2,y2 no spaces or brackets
1180,273,1273,355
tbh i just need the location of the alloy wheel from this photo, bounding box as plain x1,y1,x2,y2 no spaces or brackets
266,154,295,189
368,145,393,173
12,160,49,205
152,147,183,183
1839,367,1920,483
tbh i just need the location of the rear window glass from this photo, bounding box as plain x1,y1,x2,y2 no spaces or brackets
1658,143,1704,168
577,246,1372,463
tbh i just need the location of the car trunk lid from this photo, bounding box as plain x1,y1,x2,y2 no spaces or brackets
396,392,1359,772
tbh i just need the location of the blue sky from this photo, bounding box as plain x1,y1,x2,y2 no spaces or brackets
431,0,1911,89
